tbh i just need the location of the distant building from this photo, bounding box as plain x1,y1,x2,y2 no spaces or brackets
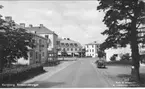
57,38,82,57
24,24,59,61
85,41,100,58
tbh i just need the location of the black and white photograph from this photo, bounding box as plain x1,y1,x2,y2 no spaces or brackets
0,0,145,88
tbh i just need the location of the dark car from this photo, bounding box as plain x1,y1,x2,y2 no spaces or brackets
96,59,106,68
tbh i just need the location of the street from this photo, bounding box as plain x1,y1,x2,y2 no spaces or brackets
19,58,141,88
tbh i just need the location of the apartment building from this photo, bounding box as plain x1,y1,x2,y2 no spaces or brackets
23,24,59,61
16,32,48,65
57,38,82,57
85,41,100,58
3,16,48,65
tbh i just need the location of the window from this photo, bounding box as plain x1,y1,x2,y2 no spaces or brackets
67,48,69,51
71,48,73,51
30,51,33,57
42,52,45,57
66,43,69,47
61,43,64,46
92,45,94,48
92,49,94,52
86,50,88,52
45,35,48,39
70,43,73,46
87,45,88,48
74,43,78,47
36,52,38,59
75,48,77,51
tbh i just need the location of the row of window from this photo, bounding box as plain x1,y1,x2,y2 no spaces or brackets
86,54,95,57
30,51,45,59
86,45,99,48
60,43,78,47
61,48,81,51
86,49,95,52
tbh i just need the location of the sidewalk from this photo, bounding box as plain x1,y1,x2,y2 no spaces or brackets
22,60,76,84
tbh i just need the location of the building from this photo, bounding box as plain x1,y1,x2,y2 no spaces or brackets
57,38,82,57
105,45,131,61
17,34,48,65
3,16,48,65
85,41,100,58
24,24,59,61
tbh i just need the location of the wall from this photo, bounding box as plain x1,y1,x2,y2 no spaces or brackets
105,45,131,61
85,44,99,58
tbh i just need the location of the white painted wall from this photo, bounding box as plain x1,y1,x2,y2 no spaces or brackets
85,44,98,58
105,45,131,61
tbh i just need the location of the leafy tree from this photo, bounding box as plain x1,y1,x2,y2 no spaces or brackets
81,48,86,57
97,50,106,58
61,48,67,60
97,0,145,81
0,6,34,72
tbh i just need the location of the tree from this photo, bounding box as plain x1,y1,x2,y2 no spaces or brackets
0,6,34,72
97,49,106,58
97,0,145,82
61,48,67,60
81,48,86,57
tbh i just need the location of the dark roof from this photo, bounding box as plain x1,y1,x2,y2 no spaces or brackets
25,26,57,35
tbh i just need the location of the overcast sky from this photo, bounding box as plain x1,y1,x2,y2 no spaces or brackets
0,1,107,45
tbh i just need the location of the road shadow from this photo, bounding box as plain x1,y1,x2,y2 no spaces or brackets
16,81,65,88
97,67,108,69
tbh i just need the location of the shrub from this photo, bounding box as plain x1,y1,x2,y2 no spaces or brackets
120,53,131,61
0,63,43,84
110,54,118,61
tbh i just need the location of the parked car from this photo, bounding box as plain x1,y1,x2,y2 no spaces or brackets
95,58,106,68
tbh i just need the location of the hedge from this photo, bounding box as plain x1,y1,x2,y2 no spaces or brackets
0,63,44,84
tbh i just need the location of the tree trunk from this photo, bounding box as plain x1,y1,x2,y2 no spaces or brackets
0,45,3,73
130,5,140,81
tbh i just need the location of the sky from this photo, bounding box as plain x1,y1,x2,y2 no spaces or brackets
0,1,107,45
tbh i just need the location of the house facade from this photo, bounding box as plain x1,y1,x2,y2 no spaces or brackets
57,38,82,57
85,41,100,58
24,24,59,61
17,33,48,65
3,16,48,65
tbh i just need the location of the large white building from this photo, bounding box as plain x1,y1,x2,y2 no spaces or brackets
85,41,100,58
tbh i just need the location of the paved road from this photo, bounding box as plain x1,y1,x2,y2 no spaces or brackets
20,58,144,88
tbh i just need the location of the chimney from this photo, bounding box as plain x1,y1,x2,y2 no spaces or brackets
40,24,43,27
20,23,25,28
29,24,33,27
5,16,12,22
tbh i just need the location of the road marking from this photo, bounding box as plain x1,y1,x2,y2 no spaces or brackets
22,61,76,84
